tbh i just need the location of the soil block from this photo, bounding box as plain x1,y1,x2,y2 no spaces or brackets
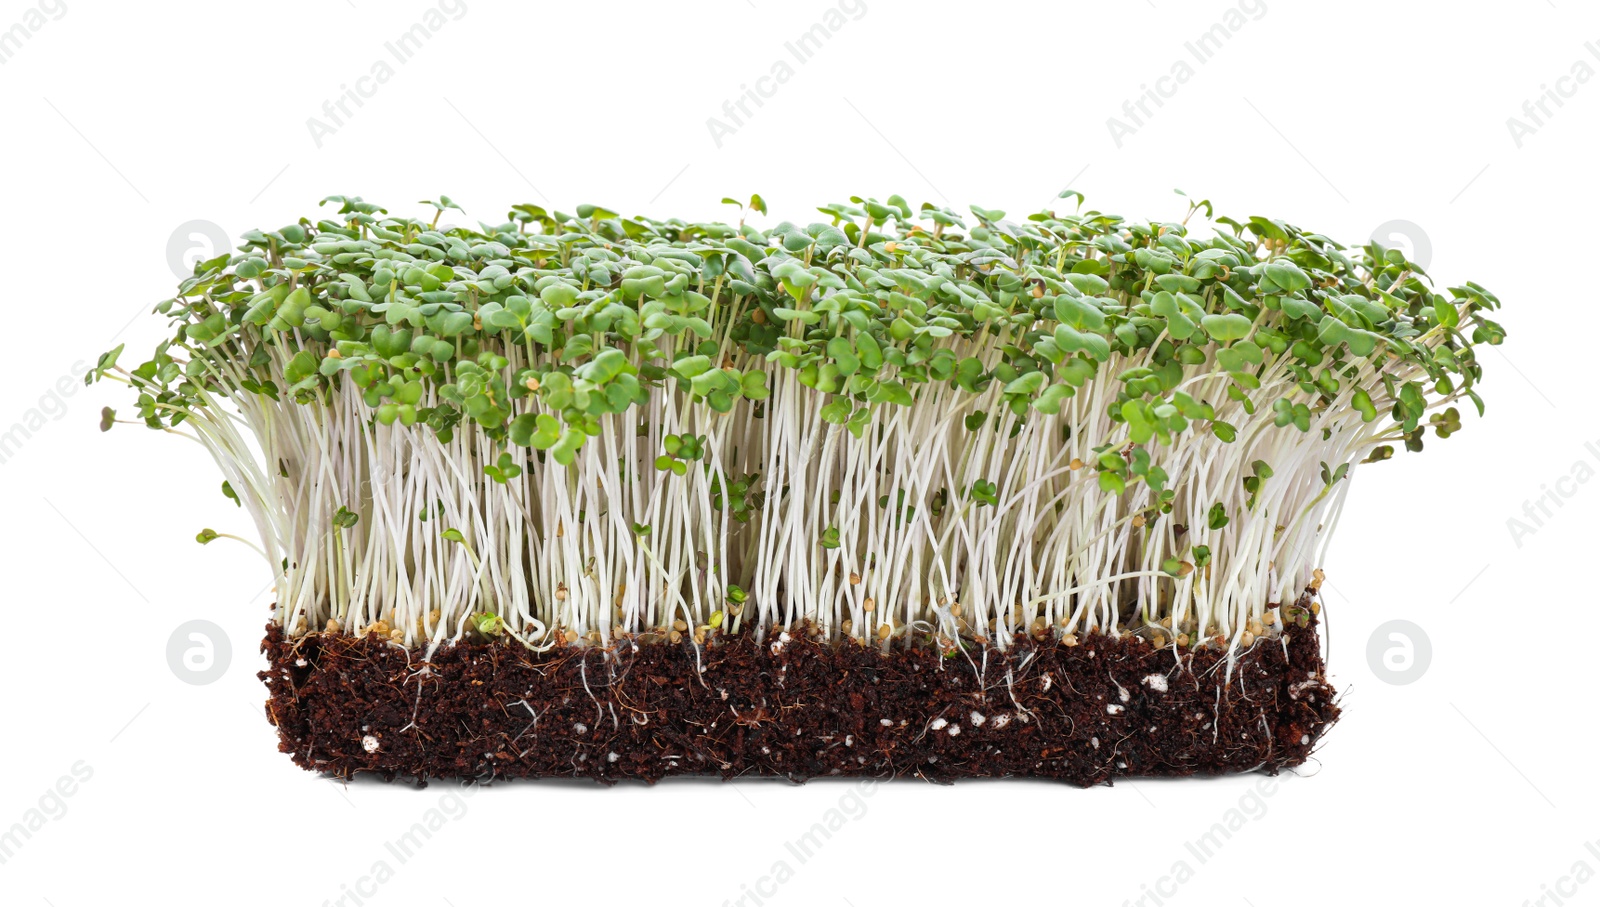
260,594,1338,786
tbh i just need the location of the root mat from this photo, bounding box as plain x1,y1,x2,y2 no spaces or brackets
261,616,1338,786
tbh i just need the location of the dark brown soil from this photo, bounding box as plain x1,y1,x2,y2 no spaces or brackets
260,602,1338,786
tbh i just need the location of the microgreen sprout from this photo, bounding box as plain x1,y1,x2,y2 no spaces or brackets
98,194,1504,659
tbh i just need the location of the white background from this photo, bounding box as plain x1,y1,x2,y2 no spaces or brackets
0,0,1592,904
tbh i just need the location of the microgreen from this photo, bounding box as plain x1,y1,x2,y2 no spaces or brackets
97,194,1503,655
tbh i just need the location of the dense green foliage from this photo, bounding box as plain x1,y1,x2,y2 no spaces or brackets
97,192,1503,498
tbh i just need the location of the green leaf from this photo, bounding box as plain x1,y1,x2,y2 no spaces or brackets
1032,384,1071,415
1003,371,1046,396
1434,297,1460,329
1352,388,1378,422
672,354,713,379
820,398,852,424
1200,313,1253,343
1263,261,1312,292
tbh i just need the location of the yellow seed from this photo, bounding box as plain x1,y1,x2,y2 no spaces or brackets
563,629,578,644
389,628,405,643
1242,631,1256,646
326,348,342,359
1062,633,1079,647
863,597,876,612
752,308,767,324
369,620,391,637
1310,601,1321,615
1153,634,1167,648
1263,610,1277,625
556,520,564,538
877,624,891,640
1176,633,1190,648
525,376,540,391
587,630,601,644
1177,562,1194,577
673,619,688,632
1159,616,1171,628
1069,457,1084,471
849,572,861,585
555,583,568,601
693,630,706,645
1132,514,1146,528
1030,282,1044,299
669,630,682,644
1310,568,1325,590
325,618,342,634
841,619,853,634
